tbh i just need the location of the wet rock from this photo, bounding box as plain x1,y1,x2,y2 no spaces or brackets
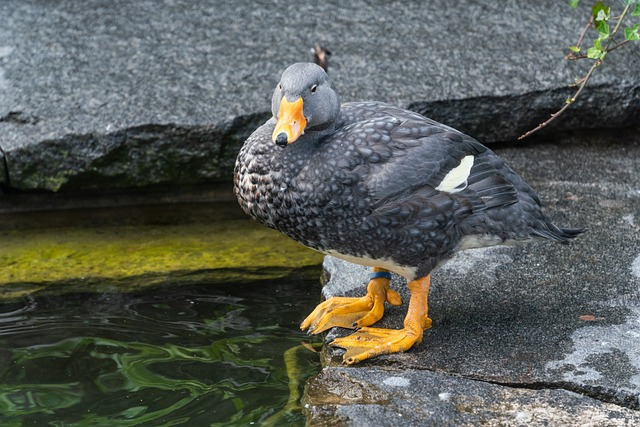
0,200,323,300
304,129,640,424
304,367,640,426
3,119,267,191
0,150,7,188
410,84,640,147
1,1,638,192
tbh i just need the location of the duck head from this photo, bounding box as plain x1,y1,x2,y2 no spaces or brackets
271,62,341,147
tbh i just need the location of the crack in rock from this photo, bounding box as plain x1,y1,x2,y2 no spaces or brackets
467,374,640,411
306,366,640,426
0,111,40,125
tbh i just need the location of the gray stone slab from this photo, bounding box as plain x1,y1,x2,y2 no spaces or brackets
305,129,640,423
0,1,638,191
0,148,6,187
304,367,640,426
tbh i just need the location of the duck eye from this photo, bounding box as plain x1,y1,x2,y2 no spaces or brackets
278,83,282,90
310,84,317,93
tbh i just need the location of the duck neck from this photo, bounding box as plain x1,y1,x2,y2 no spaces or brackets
302,122,336,144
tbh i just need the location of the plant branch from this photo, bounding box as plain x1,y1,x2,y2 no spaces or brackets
608,3,633,43
566,38,632,59
518,2,633,140
566,16,594,59
518,58,602,140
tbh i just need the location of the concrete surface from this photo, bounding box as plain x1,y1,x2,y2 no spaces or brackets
304,128,640,425
0,0,638,191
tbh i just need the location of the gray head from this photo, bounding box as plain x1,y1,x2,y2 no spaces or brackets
271,62,341,147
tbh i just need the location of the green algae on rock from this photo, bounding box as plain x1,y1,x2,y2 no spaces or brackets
0,202,323,299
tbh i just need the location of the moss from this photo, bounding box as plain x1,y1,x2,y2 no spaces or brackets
0,217,323,288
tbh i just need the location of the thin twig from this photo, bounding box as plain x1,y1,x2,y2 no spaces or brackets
566,38,632,59
518,58,602,140
566,15,594,59
604,37,632,53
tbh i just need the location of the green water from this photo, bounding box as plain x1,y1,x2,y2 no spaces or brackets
0,196,325,426
0,278,322,426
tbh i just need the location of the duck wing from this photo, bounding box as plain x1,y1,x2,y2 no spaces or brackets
338,102,520,214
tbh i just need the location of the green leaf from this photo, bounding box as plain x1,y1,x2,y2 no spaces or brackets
596,9,610,22
569,0,580,7
596,20,610,38
587,46,603,59
625,24,640,40
632,3,640,16
624,0,636,6
593,38,602,50
592,1,611,22
569,45,581,52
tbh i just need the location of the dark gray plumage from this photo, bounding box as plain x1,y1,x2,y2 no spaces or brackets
234,62,587,364
234,63,585,281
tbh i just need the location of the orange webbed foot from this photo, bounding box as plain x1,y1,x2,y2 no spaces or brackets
300,268,401,334
329,275,432,364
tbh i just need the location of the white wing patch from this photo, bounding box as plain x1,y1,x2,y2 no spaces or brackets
435,155,474,193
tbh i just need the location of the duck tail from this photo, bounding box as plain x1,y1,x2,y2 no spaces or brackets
532,223,587,244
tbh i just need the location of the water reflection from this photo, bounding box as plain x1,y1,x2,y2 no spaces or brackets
0,278,322,425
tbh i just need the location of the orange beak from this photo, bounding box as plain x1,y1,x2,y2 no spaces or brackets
272,97,307,146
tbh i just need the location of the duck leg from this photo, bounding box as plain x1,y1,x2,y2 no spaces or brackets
330,274,432,364
300,267,402,334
